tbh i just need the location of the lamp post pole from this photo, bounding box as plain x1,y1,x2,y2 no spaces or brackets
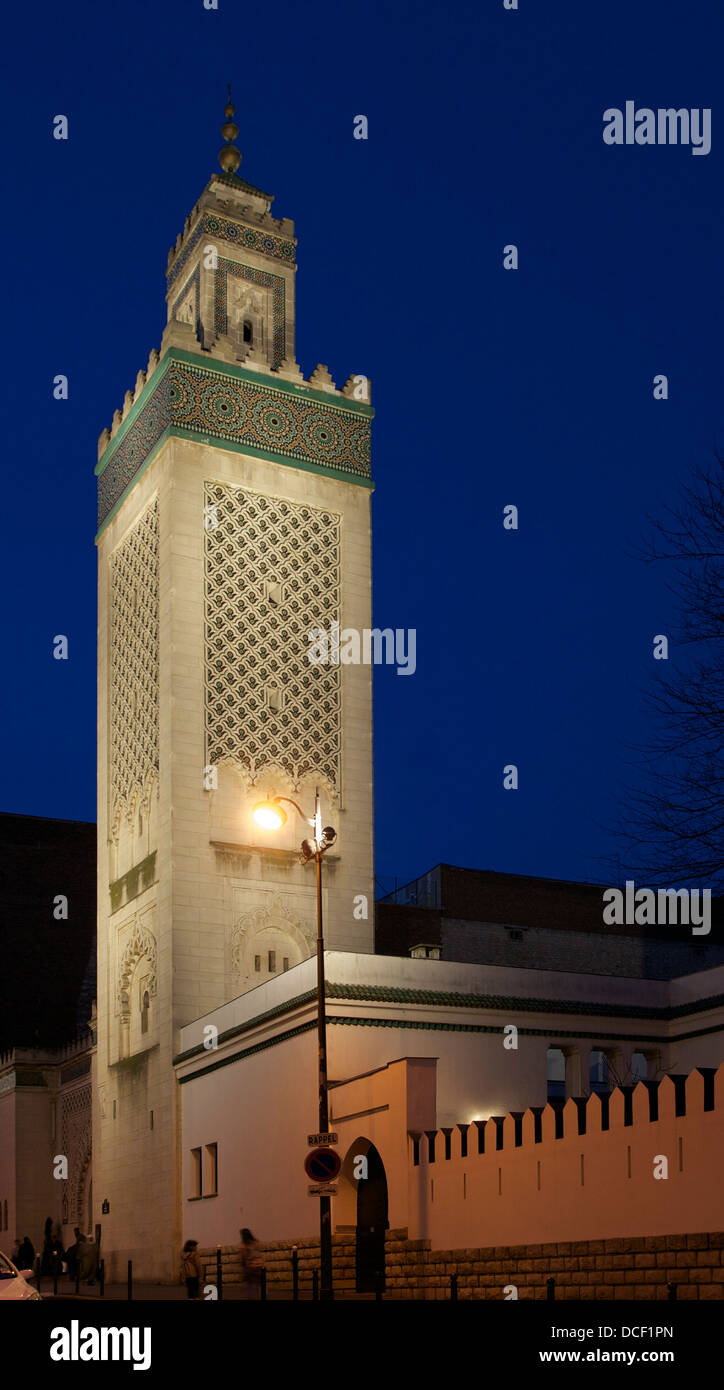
253,786,335,1301
315,842,333,1301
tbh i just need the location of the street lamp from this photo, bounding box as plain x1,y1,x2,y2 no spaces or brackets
252,787,337,1300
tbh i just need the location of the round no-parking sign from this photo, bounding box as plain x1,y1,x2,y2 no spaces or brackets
304,1147,341,1183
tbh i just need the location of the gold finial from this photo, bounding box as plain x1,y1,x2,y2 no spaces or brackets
219,84,241,174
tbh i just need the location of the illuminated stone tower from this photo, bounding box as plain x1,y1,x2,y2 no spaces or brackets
93,98,374,1279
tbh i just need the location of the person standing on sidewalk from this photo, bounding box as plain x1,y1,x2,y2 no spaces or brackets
65,1228,81,1282
78,1233,98,1285
182,1240,203,1299
240,1229,264,1300
40,1217,54,1275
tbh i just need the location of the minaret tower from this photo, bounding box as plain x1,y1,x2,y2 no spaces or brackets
93,98,374,1279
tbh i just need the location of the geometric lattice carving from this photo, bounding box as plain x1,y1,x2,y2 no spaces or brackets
109,498,159,836
117,916,157,1013
204,482,341,790
60,1083,92,1227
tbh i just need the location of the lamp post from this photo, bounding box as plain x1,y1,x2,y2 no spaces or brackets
253,787,336,1301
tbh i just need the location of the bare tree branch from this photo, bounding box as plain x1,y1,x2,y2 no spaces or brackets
617,455,724,889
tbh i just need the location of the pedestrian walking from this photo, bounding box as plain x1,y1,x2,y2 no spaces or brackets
239,1228,264,1300
50,1226,65,1276
17,1236,35,1272
75,1233,98,1285
182,1240,202,1299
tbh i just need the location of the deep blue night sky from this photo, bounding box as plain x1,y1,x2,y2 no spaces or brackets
0,1,721,893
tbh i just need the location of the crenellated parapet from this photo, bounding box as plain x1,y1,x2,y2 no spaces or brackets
0,1033,94,1072
408,1064,724,1249
414,1066,722,1161
95,343,373,534
97,340,371,461
97,346,163,459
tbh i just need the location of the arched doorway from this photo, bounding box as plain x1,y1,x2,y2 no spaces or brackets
354,1143,388,1293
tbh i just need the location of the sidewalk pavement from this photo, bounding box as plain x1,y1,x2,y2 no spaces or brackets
41,1277,376,1301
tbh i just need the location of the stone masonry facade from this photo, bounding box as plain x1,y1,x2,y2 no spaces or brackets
199,1228,724,1299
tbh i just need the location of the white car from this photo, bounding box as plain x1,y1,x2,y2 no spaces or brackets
0,1250,42,1300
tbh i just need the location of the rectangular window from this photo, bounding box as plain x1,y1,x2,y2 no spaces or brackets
190,1147,202,1199
204,1143,218,1197
283,957,289,972
268,950,276,972
254,955,261,972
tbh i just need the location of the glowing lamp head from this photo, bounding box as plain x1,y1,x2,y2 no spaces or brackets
253,799,287,831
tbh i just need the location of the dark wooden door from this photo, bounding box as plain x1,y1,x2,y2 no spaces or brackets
355,1145,388,1293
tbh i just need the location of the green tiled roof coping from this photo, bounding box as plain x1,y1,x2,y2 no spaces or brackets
173,981,724,1072
96,348,374,479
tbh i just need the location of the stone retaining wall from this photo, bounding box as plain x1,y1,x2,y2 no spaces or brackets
199,1228,724,1299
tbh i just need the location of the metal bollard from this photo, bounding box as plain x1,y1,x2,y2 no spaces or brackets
127,1259,133,1301
292,1246,299,1301
261,1268,267,1302
99,1259,105,1297
216,1247,223,1301
667,1282,677,1301
312,1268,319,1301
546,1276,556,1301
450,1272,458,1301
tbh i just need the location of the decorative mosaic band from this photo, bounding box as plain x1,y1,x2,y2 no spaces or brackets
96,353,372,530
171,265,201,324
167,213,296,291
98,373,171,529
